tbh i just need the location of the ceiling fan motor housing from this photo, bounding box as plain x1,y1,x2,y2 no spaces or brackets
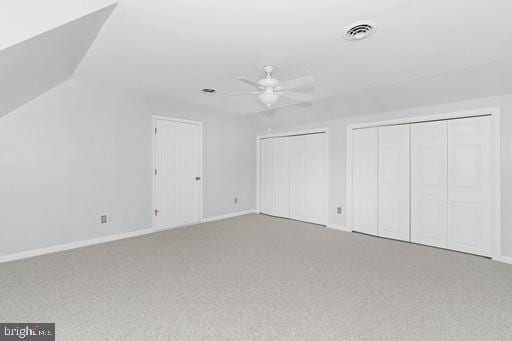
259,77,279,88
222,65,314,107
263,65,275,74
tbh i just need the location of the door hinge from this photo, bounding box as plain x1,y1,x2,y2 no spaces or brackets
154,127,157,134
154,209,159,216
155,169,157,175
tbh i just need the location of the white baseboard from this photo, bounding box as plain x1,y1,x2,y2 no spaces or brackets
6,212,504,267
201,209,257,223
495,256,512,265
0,211,258,264
326,223,352,232
0,228,155,264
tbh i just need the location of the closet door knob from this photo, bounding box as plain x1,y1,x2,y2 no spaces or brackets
195,176,201,181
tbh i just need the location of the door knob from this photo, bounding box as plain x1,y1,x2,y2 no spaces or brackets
195,176,201,181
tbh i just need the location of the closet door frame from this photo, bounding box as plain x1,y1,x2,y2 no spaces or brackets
256,128,330,225
347,107,501,259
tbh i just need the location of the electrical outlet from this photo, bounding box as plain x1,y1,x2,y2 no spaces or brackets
101,215,107,224
234,197,238,204
337,207,342,214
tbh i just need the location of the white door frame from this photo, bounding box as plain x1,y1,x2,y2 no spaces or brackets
346,107,502,259
152,115,204,229
256,128,330,225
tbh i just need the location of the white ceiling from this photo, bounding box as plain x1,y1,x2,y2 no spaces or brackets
74,0,512,115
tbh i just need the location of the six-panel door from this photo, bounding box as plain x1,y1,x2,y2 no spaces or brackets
272,137,291,218
447,116,492,256
289,134,327,225
378,125,410,241
260,138,274,215
352,128,379,235
411,121,448,248
155,119,202,229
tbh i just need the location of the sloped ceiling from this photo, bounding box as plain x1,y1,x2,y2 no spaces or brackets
0,0,115,50
0,3,116,118
75,0,512,115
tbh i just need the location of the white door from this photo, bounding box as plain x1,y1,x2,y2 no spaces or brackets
447,116,492,256
272,137,290,218
378,125,410,241
289,133,327,225
260,138,274,215
305,133,327,224
289,135,307,220
411,121,448,248
352,128,379,235
154,118,202,229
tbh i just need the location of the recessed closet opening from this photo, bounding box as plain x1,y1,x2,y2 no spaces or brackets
347,108,501,258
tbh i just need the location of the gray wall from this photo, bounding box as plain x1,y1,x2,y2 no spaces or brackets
0,79,152,256
0,79,256,257
2,75,510,258
146,98,256,218
248,94,512,257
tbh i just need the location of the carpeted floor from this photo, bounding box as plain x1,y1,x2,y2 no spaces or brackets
1,214,511,340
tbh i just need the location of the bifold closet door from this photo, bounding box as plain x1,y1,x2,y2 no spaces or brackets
260,138,274,215
378,125,410,241
447,116,492,257
352,128,378,235
290,136,307,220
289,133,327,224
272,137,290,218
411,121,448,248
304,133,327,224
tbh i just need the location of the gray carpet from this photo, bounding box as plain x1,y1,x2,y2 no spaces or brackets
1,214,511,340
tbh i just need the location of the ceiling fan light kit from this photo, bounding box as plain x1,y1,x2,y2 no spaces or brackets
259,88,280,107
221,65,315,108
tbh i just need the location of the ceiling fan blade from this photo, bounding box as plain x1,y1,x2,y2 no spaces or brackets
279,91,313,102
220,91,260,97
279,75,315,90
238,78,263,89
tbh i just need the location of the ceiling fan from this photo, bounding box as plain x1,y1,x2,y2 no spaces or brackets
221,65,315,107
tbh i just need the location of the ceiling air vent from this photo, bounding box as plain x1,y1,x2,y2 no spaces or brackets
201,88,216,95
344,21,376,41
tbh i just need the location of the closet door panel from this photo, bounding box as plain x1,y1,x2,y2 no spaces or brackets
289,133,327,224
378,125,411,241
411,121,448,248
289,136,307,221
352,128,379,235
272,137,290,218
448,116,492,256
260,138,274,214
305,133,327,224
